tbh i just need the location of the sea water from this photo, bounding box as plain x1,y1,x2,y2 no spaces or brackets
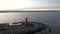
0,11,60,34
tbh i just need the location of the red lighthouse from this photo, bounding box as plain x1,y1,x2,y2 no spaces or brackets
25,17,28,26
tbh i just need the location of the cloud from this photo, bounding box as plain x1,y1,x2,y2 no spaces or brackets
0,0,60,10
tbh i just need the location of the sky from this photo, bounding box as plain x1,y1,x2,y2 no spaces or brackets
0,0,60,10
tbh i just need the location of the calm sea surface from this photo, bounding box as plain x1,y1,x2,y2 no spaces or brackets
0,11,60,34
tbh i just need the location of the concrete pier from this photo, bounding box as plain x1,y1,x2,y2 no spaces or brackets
0,22,51,34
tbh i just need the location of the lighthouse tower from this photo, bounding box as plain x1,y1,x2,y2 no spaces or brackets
25,17,29,26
